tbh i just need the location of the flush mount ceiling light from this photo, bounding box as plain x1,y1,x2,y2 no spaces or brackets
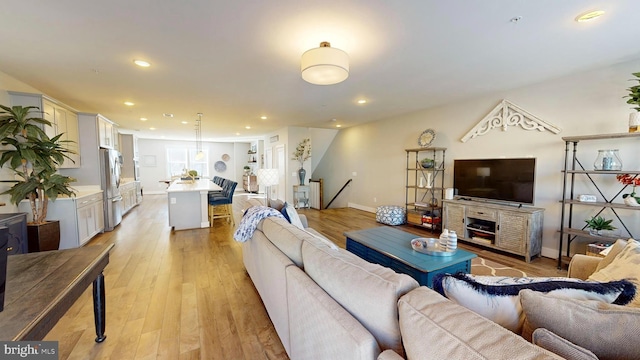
576,10,605,22
124,101,135,106
133,59,151,67
301,41,349,85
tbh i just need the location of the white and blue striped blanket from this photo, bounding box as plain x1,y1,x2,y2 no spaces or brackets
233,205,284,242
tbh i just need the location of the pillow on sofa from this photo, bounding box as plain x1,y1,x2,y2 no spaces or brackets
280,202,305,229
588,239,640,307
595,238,631,272
531,328,598,360
521,289,640,360
432,273,635,333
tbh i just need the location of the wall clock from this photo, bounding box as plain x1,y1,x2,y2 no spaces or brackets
418,129,436,148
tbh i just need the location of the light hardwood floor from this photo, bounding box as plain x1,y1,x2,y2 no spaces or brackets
44,193,566,359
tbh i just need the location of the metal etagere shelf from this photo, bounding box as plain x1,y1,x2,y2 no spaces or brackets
405,147,446,232
558,132,640,268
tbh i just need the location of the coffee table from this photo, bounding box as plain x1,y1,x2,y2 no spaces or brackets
344,227,477,288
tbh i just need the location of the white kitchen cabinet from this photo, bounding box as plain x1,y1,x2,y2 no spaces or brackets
120,181,138,215
19,190,104,249
98,116,118,149
9,91,80,168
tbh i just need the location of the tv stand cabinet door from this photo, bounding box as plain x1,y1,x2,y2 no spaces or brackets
443,202,465,237
496,212,528,255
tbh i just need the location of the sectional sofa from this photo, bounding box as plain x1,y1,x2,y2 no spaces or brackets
239,199,563,359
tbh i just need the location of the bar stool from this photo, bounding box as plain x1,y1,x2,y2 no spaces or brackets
208,181,237,226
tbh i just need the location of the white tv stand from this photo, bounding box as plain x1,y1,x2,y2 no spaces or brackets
442,199,544,262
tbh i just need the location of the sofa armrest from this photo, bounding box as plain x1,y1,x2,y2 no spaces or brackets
298,214,309,228
377,349,404,360
567,254,602,280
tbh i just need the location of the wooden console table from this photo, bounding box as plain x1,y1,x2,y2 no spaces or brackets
0,243,114,342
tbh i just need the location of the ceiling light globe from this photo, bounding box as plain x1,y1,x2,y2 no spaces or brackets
301,42,349,85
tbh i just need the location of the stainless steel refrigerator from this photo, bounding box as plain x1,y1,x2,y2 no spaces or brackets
100,148,123,231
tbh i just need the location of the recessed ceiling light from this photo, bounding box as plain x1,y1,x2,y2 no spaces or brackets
124,101,135,106
261,116,267,120
236,132,241,136
245,126,251,129
163,113,174,118
576,10,605,22
140,117,148,121
336,124,342,128
133,59,151,67
357,99,367,104
181,121,188,124
149,127,156,130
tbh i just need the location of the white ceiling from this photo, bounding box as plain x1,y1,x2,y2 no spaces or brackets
0,1,638,142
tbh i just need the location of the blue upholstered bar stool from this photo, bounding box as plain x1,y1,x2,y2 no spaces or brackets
208,181,237,226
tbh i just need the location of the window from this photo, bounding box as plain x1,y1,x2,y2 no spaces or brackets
166,147,209,177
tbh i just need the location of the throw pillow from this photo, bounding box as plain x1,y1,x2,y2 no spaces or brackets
531,328,598,360
521,289,640,360
588,239,640,307
432,273,635,333
595,238,631,272
280,202,305,230
268,198,285,211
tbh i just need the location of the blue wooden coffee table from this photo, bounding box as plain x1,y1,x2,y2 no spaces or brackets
344,226,477,288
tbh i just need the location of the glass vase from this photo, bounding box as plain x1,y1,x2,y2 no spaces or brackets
594,149,622,171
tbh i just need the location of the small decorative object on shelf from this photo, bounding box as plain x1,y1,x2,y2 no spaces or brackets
593,149,622,171
584,215,616,236
629,113,640,133
616,174,640,206
420,158,434,168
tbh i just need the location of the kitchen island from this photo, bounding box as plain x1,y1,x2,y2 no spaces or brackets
166,179,222,230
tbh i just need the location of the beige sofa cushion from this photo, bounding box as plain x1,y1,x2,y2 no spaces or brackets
398,287,562,360
286,266,380,360
521,289,640,360
261,217,311,267
301,240,419,355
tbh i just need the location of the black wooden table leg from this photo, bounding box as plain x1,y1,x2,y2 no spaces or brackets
93,272,107,343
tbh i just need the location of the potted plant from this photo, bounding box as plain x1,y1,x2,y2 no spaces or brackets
625,72,640,131
292,138,311,185
0,105,76,252
616,174,640,206
584,215,617,236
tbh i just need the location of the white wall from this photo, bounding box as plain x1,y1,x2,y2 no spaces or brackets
138,138,248,195
314,59,640,259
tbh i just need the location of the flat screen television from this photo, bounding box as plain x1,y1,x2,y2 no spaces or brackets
453,158,536,205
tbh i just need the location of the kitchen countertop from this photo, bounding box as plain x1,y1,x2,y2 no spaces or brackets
166,179,222,193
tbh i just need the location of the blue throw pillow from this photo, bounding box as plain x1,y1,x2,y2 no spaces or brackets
280,202,291,223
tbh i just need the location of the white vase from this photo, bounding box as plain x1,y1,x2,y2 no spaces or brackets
624,196,640,206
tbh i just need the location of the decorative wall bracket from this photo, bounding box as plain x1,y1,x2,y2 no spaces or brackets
461,99,561,143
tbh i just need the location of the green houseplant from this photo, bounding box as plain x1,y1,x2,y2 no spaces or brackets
584,215,616,236
625,72,640,111
0,105,76,251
